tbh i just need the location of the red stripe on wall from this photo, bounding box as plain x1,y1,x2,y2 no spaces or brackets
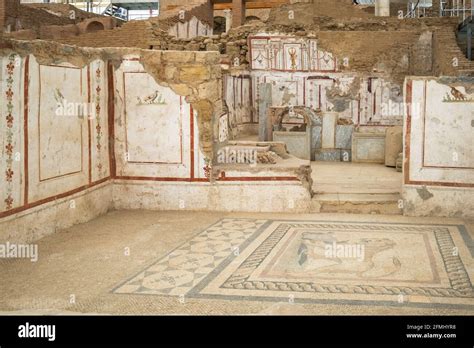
23,55,30,205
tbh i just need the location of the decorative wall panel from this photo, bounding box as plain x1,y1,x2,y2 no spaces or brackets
0,54,24,212
249,35,336,72
89,60,110,183
405,78,474,187
114,58,198,180
27,56,89,202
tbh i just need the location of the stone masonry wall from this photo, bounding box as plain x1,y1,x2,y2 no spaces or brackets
0,0,19,32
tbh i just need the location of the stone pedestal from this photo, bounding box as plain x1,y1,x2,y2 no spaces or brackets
352,132,386,163
321,112,338,149
385,126,403,167
396,153,403,172
375,0,390,17
258,83,272,141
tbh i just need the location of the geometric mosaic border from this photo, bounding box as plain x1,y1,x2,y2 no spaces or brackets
216,223,474,298
113,219,474,308
113,219,267,296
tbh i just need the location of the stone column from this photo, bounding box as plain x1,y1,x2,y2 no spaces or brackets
224,9,232,33
231,0,245,28
375,0,390,17
258,83,272,141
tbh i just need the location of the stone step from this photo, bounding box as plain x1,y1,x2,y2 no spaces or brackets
311,193,402,215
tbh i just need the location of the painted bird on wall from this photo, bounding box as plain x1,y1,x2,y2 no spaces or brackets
450,87,466,101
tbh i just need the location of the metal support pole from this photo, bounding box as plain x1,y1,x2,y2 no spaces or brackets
463,0,466,21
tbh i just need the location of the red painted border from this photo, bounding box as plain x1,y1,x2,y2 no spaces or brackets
404,79,474,188
0,177,109,219
248,36,337,73
107,62,117,178
190,105,195,179
122,71,184,165
37,64,84,182
0,58,112,220
421,80,474,170
88,65,92,185
1,58,301,220
23,55,30,205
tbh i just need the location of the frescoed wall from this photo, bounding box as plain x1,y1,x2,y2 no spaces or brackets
0,46,312,244
0,53,24,212
403,77,474,217
245,34,405,130
168,16,212,39
0,54,111,218
249,35,337,72
113,58,209,181
224,74,253,137
0,52,112,243
27,57,89,202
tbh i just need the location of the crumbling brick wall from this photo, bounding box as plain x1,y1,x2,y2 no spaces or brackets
155,0,213,32
2,2,114,38
0,0,19,32
57,20,158,49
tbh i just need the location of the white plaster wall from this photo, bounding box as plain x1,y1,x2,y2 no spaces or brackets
0,182,112,244
0,54,111,242
27,56,90,202
113,58,210,180
402,77,474,218
403,186,474,218
113,180,312,213
404,78,474,185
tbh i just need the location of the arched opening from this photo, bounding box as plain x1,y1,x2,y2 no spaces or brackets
213,16,226,35
86,21,105,33
245,15,261,23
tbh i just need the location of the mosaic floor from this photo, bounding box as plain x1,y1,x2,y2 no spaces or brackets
114,218,474,309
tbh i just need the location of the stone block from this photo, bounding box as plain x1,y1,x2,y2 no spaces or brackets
273,131,311,160
335,125,354,149
311,125,322,152
258,83,272,141
385,126,403,167
206,43,222,53
352,132,385,163
185,43,201,51
322,112,337,149
179,65,210,83
315,149,341,162
396,152,403,172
